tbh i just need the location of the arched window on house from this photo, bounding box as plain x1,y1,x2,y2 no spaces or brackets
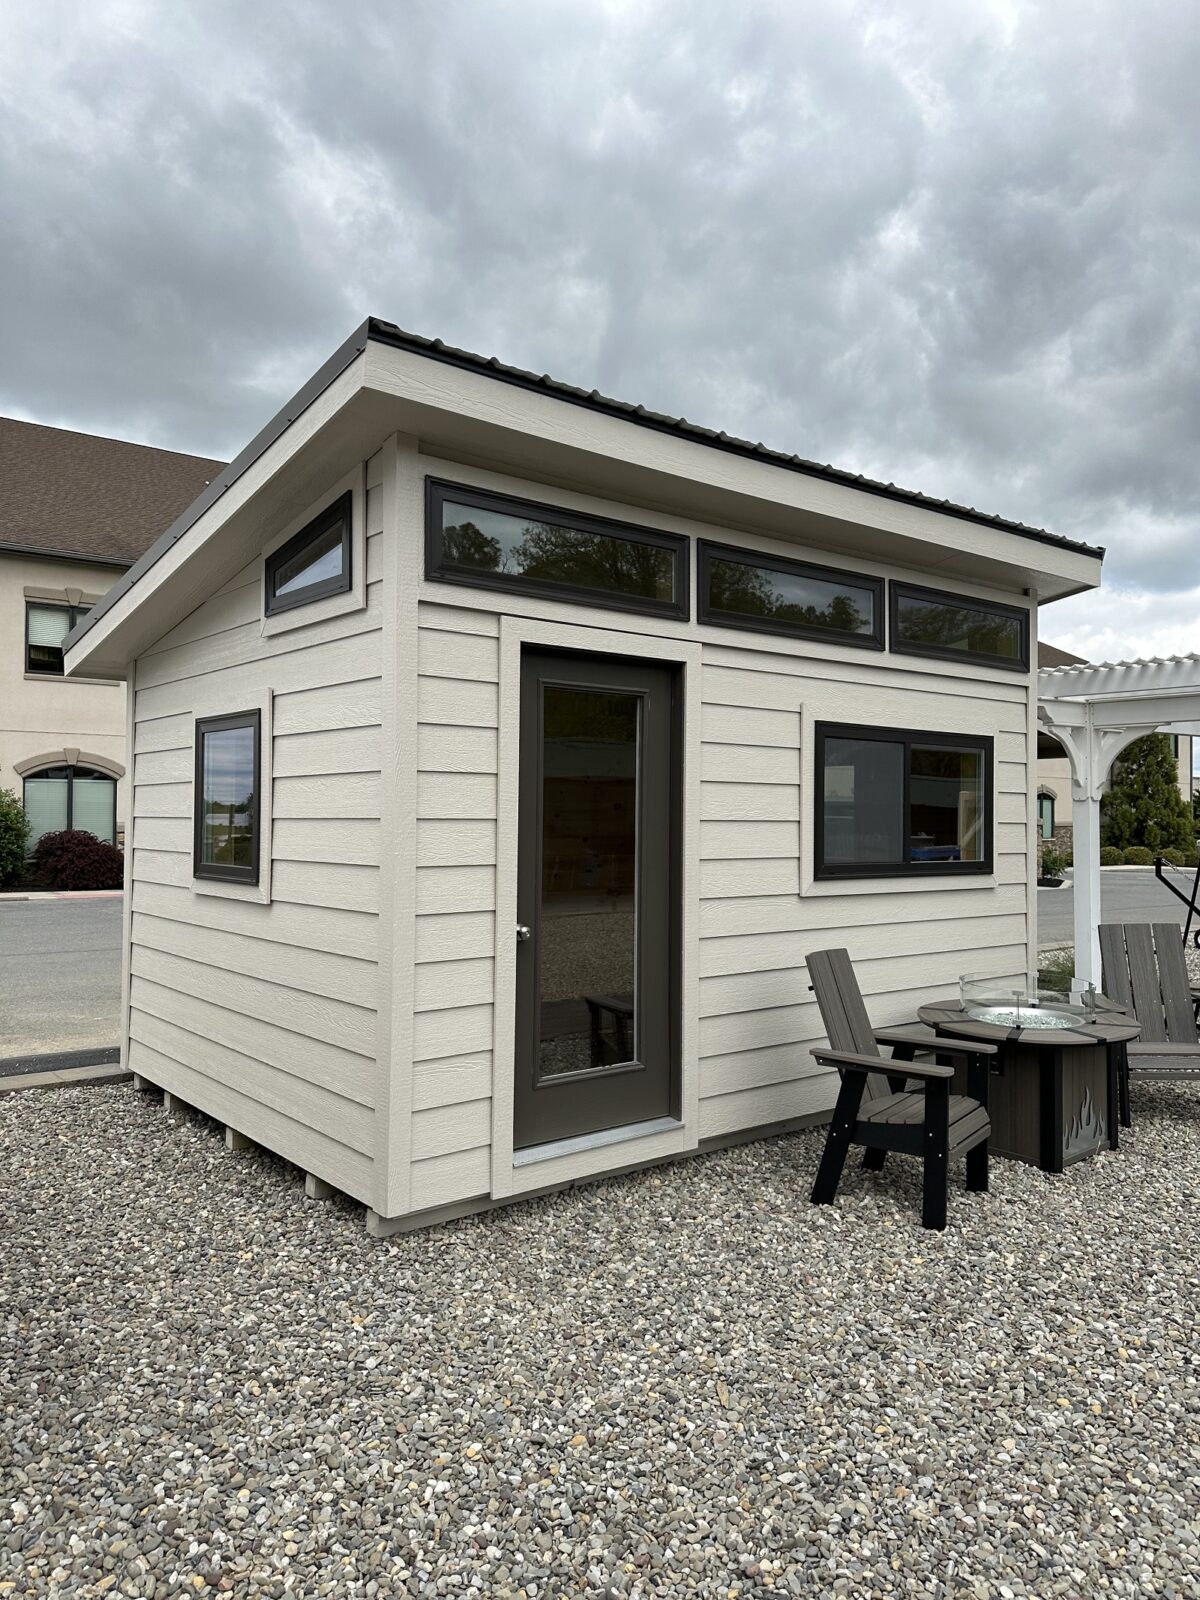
1037,789,1056,841
22,764,117,852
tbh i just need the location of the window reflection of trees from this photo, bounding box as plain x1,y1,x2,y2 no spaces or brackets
899,598,1020,658
441,517,673,600
709,556,870,634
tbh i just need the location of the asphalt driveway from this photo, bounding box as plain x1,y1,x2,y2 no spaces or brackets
0,896,123,1058
1037,864,1199,946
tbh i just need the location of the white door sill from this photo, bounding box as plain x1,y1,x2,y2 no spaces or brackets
513,1115,683,1168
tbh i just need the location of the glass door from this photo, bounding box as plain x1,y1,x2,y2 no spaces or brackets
514,650,678,1149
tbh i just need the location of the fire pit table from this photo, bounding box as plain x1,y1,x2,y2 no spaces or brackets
916,995,1141,1173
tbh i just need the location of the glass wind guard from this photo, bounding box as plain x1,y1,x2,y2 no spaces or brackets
537,685,639,1079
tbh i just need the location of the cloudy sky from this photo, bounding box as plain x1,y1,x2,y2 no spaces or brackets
2,0,1198,664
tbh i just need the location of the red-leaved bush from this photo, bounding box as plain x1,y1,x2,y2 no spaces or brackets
32,829,125,891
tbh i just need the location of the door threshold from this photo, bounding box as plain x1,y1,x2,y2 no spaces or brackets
513,1116,683,1168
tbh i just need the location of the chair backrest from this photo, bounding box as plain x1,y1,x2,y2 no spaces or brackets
807,947,892,1100
1099,922,1198,1046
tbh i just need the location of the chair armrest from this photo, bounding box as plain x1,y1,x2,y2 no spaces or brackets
873,1026,997,1058
810,1046,954,1079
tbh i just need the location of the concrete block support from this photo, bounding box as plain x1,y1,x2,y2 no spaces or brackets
225,1127,253,1152
305,1173,336,1201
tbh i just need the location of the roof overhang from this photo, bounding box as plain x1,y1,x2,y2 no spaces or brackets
65,319,1105,682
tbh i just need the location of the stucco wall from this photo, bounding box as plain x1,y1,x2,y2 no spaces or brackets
0,551,129,838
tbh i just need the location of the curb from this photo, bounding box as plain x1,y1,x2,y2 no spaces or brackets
0,1065,130,1095
0,890,124,901
0,1046,121,1077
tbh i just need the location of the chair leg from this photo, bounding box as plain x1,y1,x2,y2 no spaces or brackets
921,1079,950,1230
812,1073,866,1207
861,1147,887,1172
965,1139,988,1193
1119,1044,1132,1128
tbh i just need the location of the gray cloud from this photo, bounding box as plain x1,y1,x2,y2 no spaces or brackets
1,0,1198,629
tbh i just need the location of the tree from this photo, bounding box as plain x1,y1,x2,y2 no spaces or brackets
0,787,30,887
1101,733,1195,853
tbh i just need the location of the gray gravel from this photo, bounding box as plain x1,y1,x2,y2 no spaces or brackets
4,1084,1200,1598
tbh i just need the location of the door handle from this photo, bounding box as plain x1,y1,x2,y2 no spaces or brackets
516,924,531,942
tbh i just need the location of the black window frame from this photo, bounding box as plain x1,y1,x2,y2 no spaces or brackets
193,710,262,885
1037,791,1056,840
22,763,117,846
264,491,353,616
25,601,90,675
425,477,690,622
889,581,1030,672
814,721,994,880
697,539,884,650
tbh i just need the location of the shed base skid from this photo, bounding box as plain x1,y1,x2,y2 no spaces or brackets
364,1108,830,1237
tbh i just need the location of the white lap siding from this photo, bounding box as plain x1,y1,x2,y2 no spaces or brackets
697,642,1029,1139
410,601,498,1209
125,460,386,1202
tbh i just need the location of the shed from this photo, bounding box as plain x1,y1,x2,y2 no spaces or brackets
64,319,1105,1234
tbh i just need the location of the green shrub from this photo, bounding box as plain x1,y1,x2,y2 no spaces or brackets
1123,846,1154,867
32,829,124,891
0,787,30,887
1100,846,1125,866
1161,848,1186,867
1101,733,1194,853
1039,846,1068,878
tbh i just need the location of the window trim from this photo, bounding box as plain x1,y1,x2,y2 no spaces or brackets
696,539,884,649
264,491,353,616
25,600,89,675
193,710,262,886
889,581,1030,672
425,477,691,622
814,721,994,880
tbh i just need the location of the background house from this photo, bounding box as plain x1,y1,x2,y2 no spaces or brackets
0,418,222,849
1036,640,1193,852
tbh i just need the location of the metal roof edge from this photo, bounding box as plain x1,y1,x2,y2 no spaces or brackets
365,317,1106,563
64,320,373,659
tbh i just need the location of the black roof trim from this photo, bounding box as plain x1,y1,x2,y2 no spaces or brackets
367,317,1103,561
65,321,373,656
66,313,1103,662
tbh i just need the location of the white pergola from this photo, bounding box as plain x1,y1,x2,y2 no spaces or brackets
1038,654,1200,989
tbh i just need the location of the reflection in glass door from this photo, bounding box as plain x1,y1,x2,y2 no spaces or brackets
515,651,677,1149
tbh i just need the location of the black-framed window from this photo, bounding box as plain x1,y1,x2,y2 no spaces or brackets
698,540,883,648
194,711,261,884
23,764,116,850
426,478,689,621
1037,792,1055,840
265,492,352,616
26,602,90,675
890,581,1029,671
815,722,993,878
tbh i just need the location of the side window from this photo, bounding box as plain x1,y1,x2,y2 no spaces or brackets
194,711,261,884
1037,792,1055,840
26,602,89,675
815,722,993,879
265,492,352,616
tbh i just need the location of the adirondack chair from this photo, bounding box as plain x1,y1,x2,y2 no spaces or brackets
806,948,996,1230
1098,923,1200,1125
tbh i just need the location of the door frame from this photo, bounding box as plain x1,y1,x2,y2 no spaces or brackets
492,615,702,1199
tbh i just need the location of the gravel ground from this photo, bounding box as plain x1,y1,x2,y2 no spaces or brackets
4,1084,1200,1599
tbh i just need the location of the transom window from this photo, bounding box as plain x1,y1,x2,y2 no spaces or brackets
698,541,882,648
23,764,116,850
426,479,689,621
816,722,993,879
265,492,352,615
890,582,1029,671
26,602,90,675
194,711,261,884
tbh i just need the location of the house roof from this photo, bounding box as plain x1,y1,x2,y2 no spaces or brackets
1037,641,1088,669
368,320,1105,561
64,318,1107,671
0,415,224,567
